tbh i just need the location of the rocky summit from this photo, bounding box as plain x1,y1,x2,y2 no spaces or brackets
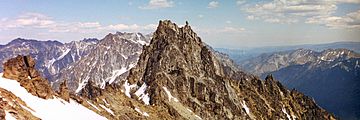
118,20,335,119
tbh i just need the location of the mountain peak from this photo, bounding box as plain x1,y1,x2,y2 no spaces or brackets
124,20,335,119
154,20,196,40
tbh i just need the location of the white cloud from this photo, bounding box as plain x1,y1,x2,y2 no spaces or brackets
236,0,246,5
247,15,255,20
0,12,157,40
103,23,157,31
78,22,101,28
128,2,133,6
226,20,232,24
1,12,56,29
331,0,360,4
197,26,246,34
208,1,219,8
139,0,174,9
198,14,204,18
244,0,360,28
221,27,245,33
244,0,336,24
306,9,360,29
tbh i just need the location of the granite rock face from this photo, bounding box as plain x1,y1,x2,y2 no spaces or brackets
124,20,335,119
3,55,54,99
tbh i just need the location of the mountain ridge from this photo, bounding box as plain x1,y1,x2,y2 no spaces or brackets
239,48,360,119
123,20,335,119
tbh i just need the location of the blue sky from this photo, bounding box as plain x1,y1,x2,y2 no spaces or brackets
0,0,359,48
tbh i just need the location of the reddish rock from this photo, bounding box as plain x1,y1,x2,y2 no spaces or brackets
0,108,5,120
59,80,70,102
2,55,53,99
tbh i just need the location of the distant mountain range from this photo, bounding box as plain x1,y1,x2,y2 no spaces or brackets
216,41,360,64
0,38,99,80
235,48,360,119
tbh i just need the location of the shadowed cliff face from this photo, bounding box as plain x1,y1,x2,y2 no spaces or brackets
123,20,335,119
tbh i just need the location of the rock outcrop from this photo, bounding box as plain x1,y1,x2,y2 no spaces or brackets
1,55,114,120
78,80,103,100
58,80,70,102
0,88,40,120
3,55,53,99
123,20,335,119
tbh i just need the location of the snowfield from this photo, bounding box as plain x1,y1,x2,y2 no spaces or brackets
0,73,107,120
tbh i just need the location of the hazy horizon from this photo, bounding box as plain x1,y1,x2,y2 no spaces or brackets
1,0,359,48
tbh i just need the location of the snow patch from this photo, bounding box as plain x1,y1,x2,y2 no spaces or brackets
121,54,128,59
102,99,110,106
186,108,202,120
57,48,71,60
0,73,107,120
106,67,127,84
123,80,137,98
136,33,148,45
134,83,150,105
240,100,250,115
46,58,56,69
75,76,90,93
100,80,106,89
87,101,100,111
129,63,137,68
134,107,149,117
105,63,137,85
162,87,179,102
99,104,114,115
282,108,292,120
5,110,16,120
331,62,342,68
195,115,202,120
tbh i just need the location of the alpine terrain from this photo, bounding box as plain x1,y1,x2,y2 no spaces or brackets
239,48,360,119
0,55,109,119
99,20,334,119
0,20,336,120
52,32,151,94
